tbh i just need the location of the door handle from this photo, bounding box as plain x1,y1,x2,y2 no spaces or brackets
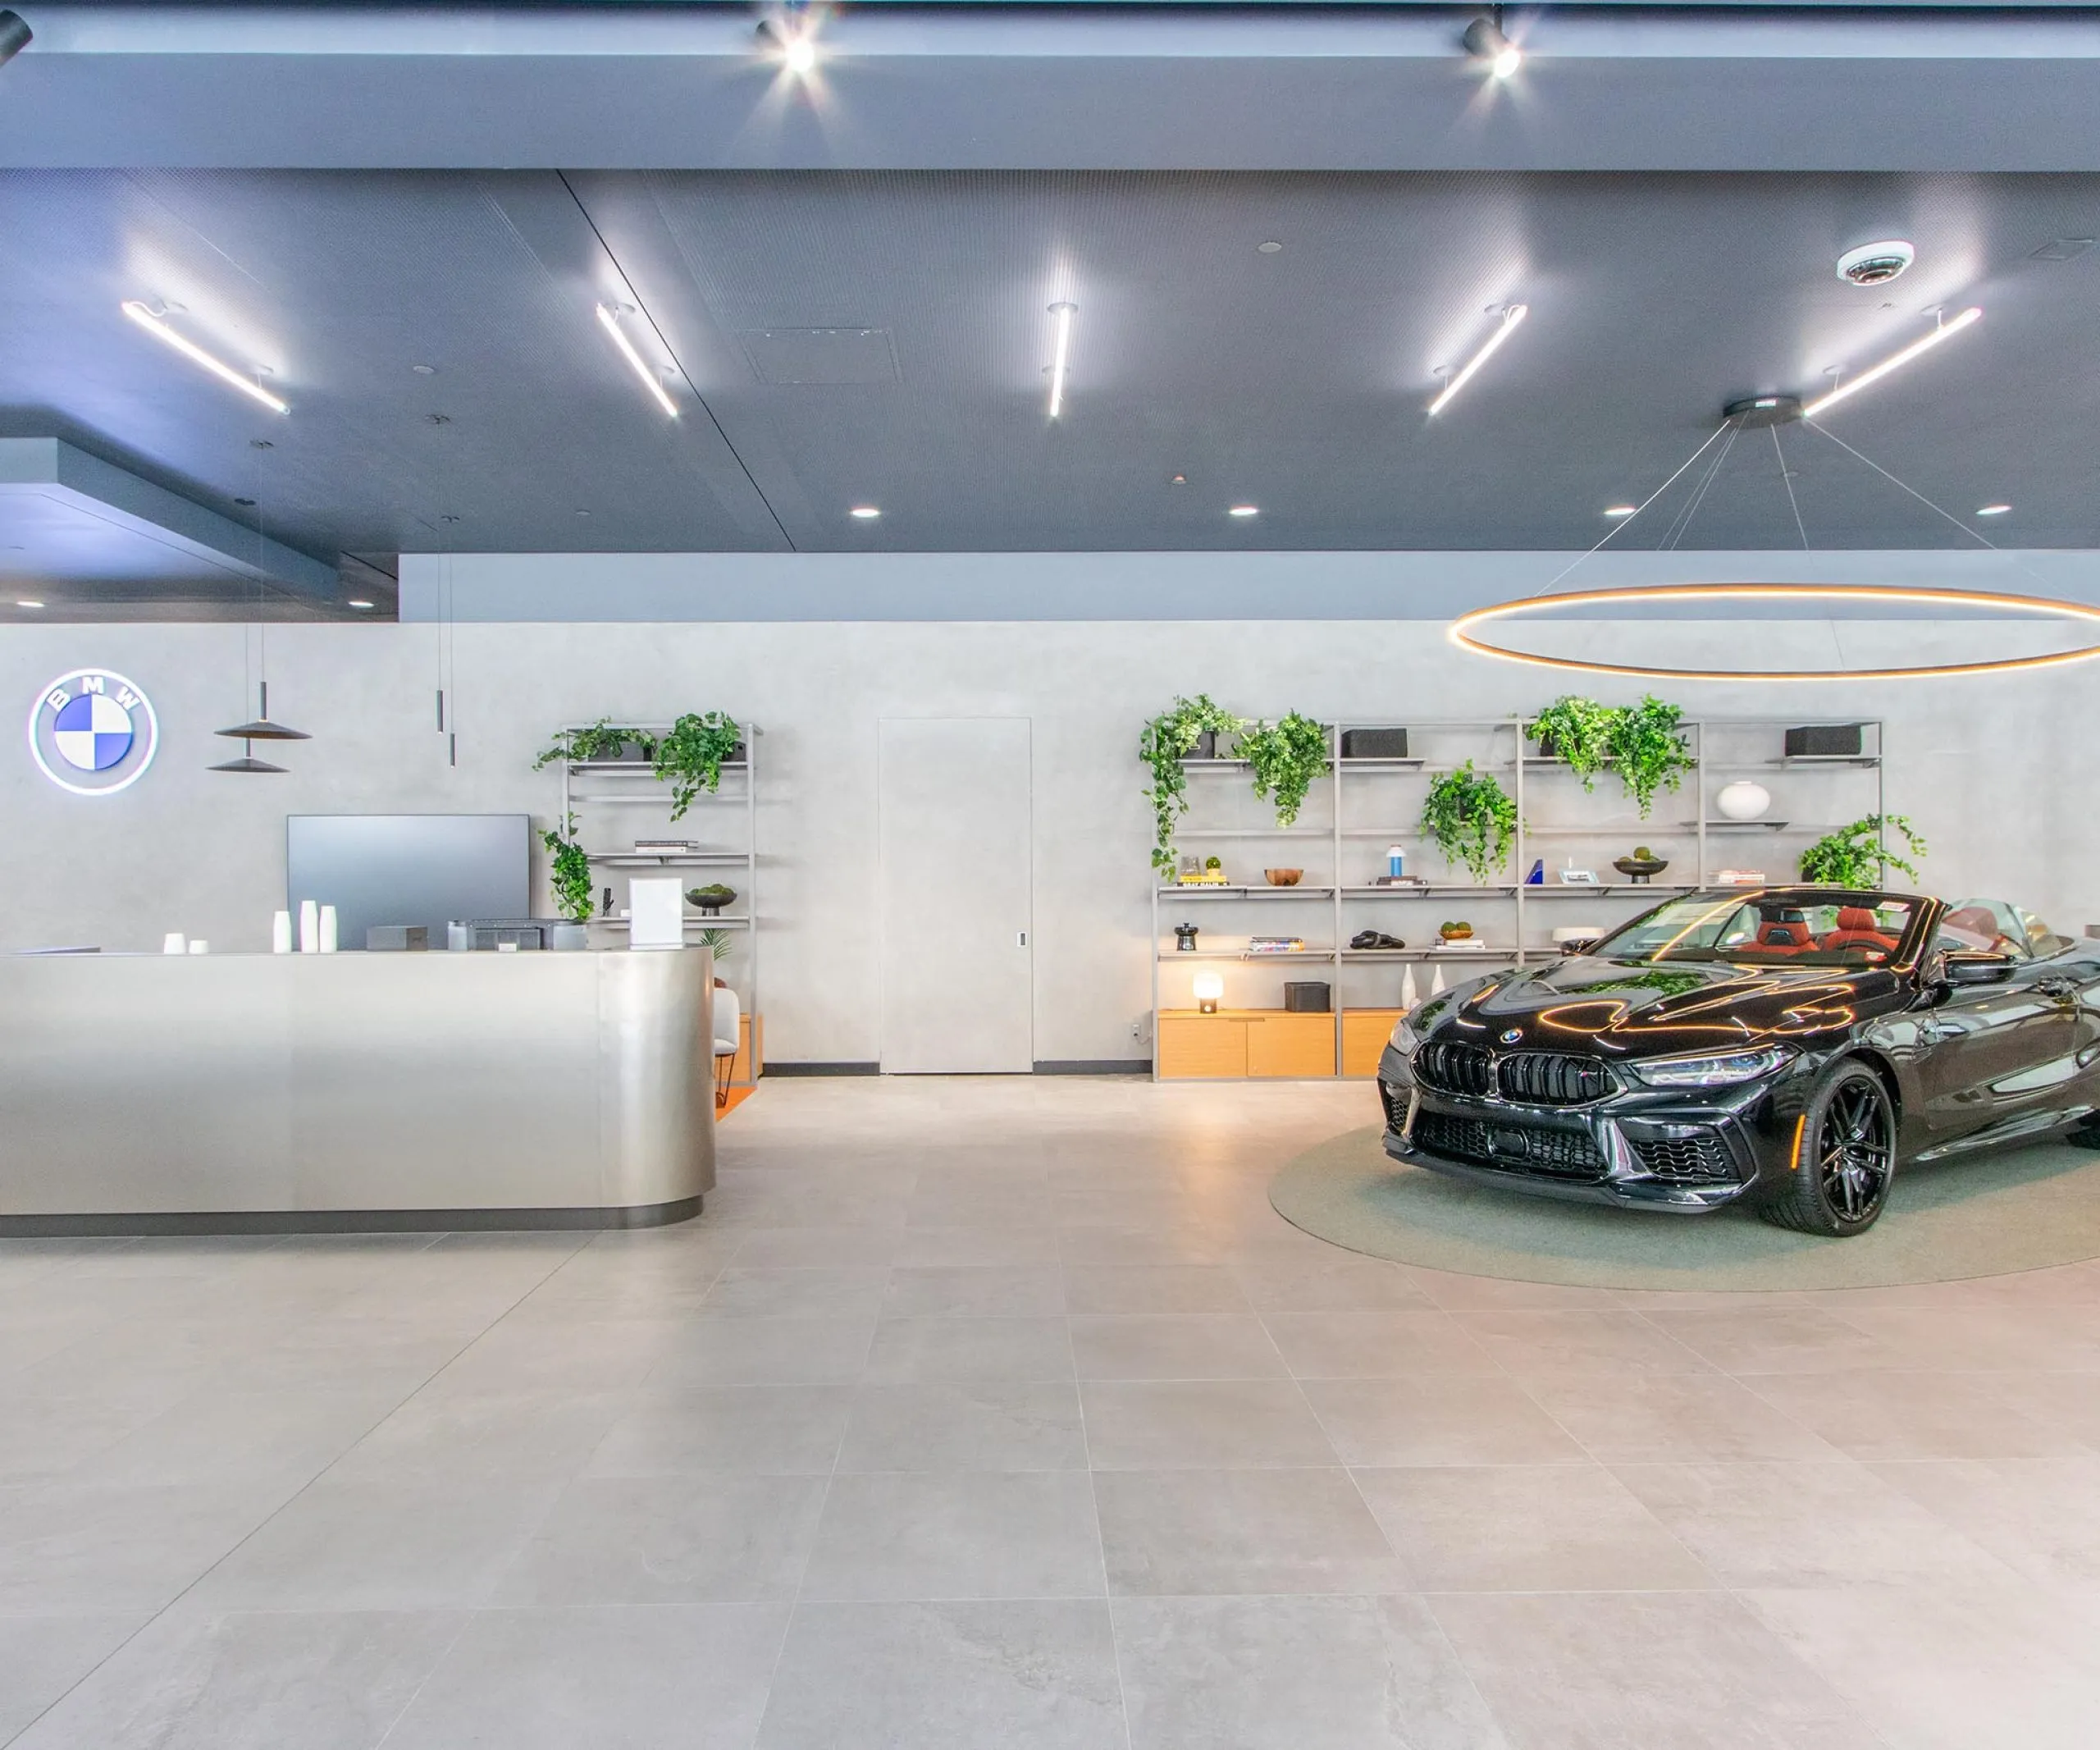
1016,931,1028,948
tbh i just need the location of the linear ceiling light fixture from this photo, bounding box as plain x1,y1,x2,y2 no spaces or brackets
596,304,678,418
1463,13,1522,79
1428,304,1527,416
1451,583,2100,683
1801,306,1982,420
1047,302,1076,419
121,302,287,414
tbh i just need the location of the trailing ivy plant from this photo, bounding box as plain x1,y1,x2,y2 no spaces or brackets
541,813,594,923
1607,695,1696,819
1523,696,1618,791
1139,694,1244,877
1420,762,1518,885
1799,815,1927,888
1241,711,1331,827
534,720,653,770
655,711,743,820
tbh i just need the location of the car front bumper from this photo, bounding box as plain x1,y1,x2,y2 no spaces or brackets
1376,1042,1801,1213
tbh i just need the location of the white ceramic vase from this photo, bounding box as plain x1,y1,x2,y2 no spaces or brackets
1714,779,1772,821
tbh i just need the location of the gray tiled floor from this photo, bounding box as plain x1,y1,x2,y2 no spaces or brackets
5,1075,2100,1748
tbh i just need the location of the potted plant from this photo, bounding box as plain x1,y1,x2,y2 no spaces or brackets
533,720,654,769
1420,762,1518,885
1799,815,1926,887
541,814,593,923
1140,695,1244,876
1607,695,1696,819
1240,711,1331,827
696,925,736,979
654,711,744,820
1524,696,1618,789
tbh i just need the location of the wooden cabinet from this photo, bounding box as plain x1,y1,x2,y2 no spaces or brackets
1158,1009,1333,1078
1342,1008,1402,1078
1157,1012,1249,1078
1246,1012,1335,1077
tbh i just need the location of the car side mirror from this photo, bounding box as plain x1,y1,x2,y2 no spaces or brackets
1940,950,2017,988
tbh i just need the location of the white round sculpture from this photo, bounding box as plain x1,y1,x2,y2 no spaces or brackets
1714,779,1772,821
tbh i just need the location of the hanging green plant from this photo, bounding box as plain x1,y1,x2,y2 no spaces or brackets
1240,711,1331,827
1607,695,1696,818
534,720,654,770
654,711,743,820
541,813,594,923
1420,762,1518,885
1139,694,1245,876
1523,696,1618,791
1799,815,1927,888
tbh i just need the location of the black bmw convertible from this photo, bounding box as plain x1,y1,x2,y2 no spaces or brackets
1378,887,2100,1236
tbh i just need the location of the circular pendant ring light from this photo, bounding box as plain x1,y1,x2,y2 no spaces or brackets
1449,583,2100,683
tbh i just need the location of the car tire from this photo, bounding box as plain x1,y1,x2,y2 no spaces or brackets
1759,1060,1899,1238
2068,1122,2100,1152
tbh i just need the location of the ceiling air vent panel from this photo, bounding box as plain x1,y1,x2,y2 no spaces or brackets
740,327,900,386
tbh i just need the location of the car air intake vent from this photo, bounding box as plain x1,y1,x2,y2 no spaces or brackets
1414,1040,1494,1097
1412,1111,1608,1181
1631,1132,1738,1183
1499,1052,1614,1105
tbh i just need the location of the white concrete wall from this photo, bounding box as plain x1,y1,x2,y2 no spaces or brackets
3,613,2093,1065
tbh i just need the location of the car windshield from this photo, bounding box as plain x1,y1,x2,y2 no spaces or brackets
1937,898,2071,961
1591,892,1920,968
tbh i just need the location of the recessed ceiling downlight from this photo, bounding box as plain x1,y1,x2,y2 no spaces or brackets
1228,505,1259,518
850,505,881,519
1837,241,1915,286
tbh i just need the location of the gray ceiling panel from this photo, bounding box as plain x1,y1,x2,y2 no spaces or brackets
0,167,2097,578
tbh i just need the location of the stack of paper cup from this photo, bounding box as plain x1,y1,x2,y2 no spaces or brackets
319,906,338,953
299,900,318,953
272,911,293,954
162,933,186,955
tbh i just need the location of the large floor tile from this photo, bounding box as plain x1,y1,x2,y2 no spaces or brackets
1522,1370,1842,1462
1262,1310,1501,1378
1431,1590,1879,1749
188,1478,564,1611
1095,1466,1407,1596
800,1470,1106,1601
699,1266,894,1319
8,1605,461,1750
1455,1310,1713,1378
883,1265,1066,1317
1116,1593,1507,1750
1614,1460,2016,1588
584,1385,851,1475
1869,1455,2100,1589
1062,1264,1252,1315
1229,1256,1438,1313
648,1316,879,1386
493,1472,827,1604
0,1612,149,1743
864,1316,1075,1382
1080,1380,1338,1469
1741,1369,2089,1460
756,1600,1125,1750
0,1483,290,1613
1069,1314,1287,1380
838,1381,1089,1472
1354,1464,1713,1592
1302,1374,1588,1467
385,1603,790,1750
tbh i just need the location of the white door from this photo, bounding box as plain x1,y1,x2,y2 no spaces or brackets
879,717,1034,1073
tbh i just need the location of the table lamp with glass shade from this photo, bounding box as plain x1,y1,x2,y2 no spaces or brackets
1193,971,1225,1015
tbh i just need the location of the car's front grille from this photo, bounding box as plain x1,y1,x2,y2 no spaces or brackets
1413,1042,1613,1107
1415,1040,1495,1098
1630,1132,1739,1183
1411,1110,1608,1182
1500,1052,1616,1105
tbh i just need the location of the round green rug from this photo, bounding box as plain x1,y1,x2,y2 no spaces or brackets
1269,1126,2100,1290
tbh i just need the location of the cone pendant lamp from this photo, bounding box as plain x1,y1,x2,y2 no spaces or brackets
211,680,308,774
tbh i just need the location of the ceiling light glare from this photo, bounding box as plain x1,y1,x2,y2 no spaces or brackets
1463,16,1522,79
1046,302,1076,419
1975,503,2011,516
16,599,43,610
121,302,288,414
1428,303,1527,416
1604,505,1638,518
596,304,678,418
757,16,819,75
1228,505,1259,518
850,505,881,519
0,10,30,67
347,599,375,609
1801,306,1981,420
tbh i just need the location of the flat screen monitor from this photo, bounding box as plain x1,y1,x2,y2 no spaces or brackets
286,814,531,950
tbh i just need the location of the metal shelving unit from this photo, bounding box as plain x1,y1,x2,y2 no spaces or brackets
1151,715,1885,1080
556,724,760,1062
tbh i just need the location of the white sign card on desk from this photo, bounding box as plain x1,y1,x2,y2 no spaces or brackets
628,877,686,950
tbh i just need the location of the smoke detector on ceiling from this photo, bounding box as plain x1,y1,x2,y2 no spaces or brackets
1836,240,1915,286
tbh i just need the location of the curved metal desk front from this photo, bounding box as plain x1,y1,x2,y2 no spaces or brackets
0,949,714,1234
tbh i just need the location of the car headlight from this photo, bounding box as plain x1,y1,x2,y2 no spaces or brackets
1628,1046,1794,1088
1389,1014,1422,1056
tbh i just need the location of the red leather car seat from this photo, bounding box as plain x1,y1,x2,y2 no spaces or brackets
1821,906,1898,953
1755,921,1813,953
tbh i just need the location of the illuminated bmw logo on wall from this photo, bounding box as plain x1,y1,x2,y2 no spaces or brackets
27,669,159,796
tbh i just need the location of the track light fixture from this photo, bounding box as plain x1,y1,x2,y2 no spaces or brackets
0,11,30,69
1463,13,1522,80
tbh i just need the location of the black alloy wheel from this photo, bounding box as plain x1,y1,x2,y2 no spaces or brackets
1760,1061,1898,1237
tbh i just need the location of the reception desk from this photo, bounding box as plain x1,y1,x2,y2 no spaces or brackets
0,949,715,1234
